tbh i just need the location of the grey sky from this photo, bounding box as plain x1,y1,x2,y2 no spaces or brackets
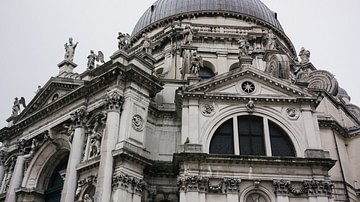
0,0,359,127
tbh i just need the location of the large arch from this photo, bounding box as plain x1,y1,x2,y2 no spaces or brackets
201,105,306,157
21,135,70,194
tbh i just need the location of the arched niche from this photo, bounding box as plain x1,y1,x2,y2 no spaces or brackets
200,60,216,79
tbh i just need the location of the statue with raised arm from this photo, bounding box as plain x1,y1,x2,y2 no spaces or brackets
64,37,78,62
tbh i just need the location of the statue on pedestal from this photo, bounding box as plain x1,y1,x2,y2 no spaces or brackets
238,38,250,57
264,30,276,50
64,37,78,62
142,34,152,54
11,97,26,117
190,51,203,75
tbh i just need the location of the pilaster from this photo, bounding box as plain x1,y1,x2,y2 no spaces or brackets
61,107,87,202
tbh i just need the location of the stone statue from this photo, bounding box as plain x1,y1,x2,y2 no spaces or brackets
87,50,97,70
264,29,276,50
87,50,105,70
12,97,20,117
64,37,78,62
142,34,152,54
11,97,26,117
190,51,203,75
83,194,93,202
298,47,310,64
89,114,106,158
183,25,194,45
117,32,130,50
238,38,250,57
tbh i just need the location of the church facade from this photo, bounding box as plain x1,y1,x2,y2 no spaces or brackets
0,0,360,201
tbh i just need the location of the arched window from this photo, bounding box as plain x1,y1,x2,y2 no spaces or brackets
209,115,295,157
199,66,215,79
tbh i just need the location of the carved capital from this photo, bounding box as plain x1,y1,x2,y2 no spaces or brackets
177,176,209,192
71,108,88,128
223,178,241,193
112,172,145,194
106,91,124,111
273,180,290,195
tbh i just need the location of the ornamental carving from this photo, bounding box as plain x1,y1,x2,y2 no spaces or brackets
75,175,97,200
177,176,241,193
132,114,144,132
106,91,124,111
273,180,333,197
306,70,339,96
71,107,88,128
112,172,146,194
177,176,209,192
223,178,241,193
200,103,215,116
286,108,300,120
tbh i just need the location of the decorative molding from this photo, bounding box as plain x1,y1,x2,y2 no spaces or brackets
224,178,241,193
273,179,333,197
132,115,144,132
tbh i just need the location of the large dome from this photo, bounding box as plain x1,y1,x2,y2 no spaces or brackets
132,0,283,37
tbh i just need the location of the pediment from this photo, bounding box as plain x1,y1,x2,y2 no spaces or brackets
16,77,84,121
183,66,315,100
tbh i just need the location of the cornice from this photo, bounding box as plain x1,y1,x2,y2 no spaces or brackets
173,153,336,174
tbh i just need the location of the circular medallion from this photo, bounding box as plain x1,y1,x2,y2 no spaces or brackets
132,114,144,131
200,103,216,116
286,107,300,120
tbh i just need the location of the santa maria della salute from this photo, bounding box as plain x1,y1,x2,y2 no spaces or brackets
1,0,360,201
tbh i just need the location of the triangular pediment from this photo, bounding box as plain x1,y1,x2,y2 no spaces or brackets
16,77,84,121
184,66,315,100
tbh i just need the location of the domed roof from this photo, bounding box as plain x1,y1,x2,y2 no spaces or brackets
132,0,283,36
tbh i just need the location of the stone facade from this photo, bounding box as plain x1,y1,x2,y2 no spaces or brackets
1,0,360,202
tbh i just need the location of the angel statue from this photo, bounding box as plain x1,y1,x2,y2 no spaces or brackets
64,37,78,62
117,32,131,50
87,50,105,70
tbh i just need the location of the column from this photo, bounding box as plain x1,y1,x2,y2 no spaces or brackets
95,91,123,202
6,152,25,202
61,107,87,202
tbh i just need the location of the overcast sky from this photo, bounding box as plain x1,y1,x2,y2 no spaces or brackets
0,0,359,127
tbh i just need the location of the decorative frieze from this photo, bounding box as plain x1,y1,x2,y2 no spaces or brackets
273,179,333,197
112,172,145,194
106,91,124,111
178,176,241,193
